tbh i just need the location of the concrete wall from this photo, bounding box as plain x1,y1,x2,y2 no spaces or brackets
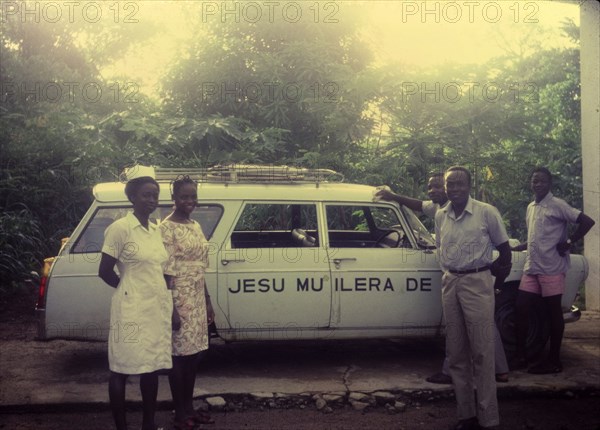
580,1,600,311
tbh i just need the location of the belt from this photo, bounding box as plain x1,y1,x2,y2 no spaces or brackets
448,266,490,275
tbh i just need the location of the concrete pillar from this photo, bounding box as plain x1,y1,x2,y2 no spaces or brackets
580,1,600,311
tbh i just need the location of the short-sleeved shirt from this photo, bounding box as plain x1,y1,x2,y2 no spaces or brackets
435,197,509,272
421,200,445,219
421,200,440,218
524,192,581,275
102,212,169,290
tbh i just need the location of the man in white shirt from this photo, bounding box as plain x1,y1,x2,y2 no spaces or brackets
435,166,512,430
376,173,509,386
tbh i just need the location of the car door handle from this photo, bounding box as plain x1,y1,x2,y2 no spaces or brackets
331,257,357,269
221,259,246,266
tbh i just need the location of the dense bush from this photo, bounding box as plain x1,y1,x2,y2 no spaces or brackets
0,10,584,290
0,208,44,285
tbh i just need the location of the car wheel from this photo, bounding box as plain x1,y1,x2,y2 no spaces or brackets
495,282,550,361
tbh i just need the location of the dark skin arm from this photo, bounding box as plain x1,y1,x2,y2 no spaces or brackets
556,213,596,256
511,242,527,252
98,253,119,288
165,275,181,331
99,254,182,330
374,188,424,212
511,213,595,254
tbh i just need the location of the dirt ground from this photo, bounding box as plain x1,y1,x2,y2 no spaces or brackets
1,396,600,429
0,282,38,339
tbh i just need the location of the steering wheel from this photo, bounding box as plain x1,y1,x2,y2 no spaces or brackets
375,229,404,248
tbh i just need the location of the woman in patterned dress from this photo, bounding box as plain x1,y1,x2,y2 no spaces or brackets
98,176,173,430
160,176,215,430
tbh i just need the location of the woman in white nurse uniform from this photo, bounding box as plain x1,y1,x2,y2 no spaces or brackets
99,176,173,430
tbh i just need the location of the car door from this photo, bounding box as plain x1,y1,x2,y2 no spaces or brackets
217,202,332,340
324,203,443,335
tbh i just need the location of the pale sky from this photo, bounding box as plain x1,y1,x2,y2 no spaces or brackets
99,1,581,97
366,0,580,67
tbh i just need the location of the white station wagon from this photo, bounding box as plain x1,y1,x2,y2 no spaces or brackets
35,165,587,359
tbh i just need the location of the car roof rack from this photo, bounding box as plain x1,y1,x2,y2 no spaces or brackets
121,164,345,184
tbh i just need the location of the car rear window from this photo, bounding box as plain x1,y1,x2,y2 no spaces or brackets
71,205,223,253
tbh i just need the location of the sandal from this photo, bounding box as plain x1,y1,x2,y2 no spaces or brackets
528,361,562,374
191,410,215,425
173,417,197,430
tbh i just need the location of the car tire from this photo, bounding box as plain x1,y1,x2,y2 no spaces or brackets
495,282,550,361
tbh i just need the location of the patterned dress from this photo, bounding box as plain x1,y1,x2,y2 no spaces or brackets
160,219,210,356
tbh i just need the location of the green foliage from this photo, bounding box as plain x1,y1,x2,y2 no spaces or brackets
161,6,376,165
0,11,163,283
0,8,586,289
0,208,44,284
234,204,318,231
162,115,289,165
357,20,582,240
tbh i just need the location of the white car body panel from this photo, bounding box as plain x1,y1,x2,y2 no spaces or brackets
37,180,588,341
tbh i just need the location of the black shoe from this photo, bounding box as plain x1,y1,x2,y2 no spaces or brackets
528,360,562,374
495,373,509,383
452,417,480,430
426,372,452,384
508,356,528,371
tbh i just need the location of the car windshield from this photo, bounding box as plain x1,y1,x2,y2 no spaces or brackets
401,207,436,249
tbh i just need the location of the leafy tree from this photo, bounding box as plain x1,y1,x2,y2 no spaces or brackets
0,3,584,288
359,20,581,239
161,5,376,167
0,10,161,282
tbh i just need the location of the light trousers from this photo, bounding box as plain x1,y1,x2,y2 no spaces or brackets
442,323,508,375
442,270,499,427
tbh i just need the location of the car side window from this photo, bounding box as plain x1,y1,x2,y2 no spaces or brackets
71,205,223,254
231,203,318,248
326,205,407,248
